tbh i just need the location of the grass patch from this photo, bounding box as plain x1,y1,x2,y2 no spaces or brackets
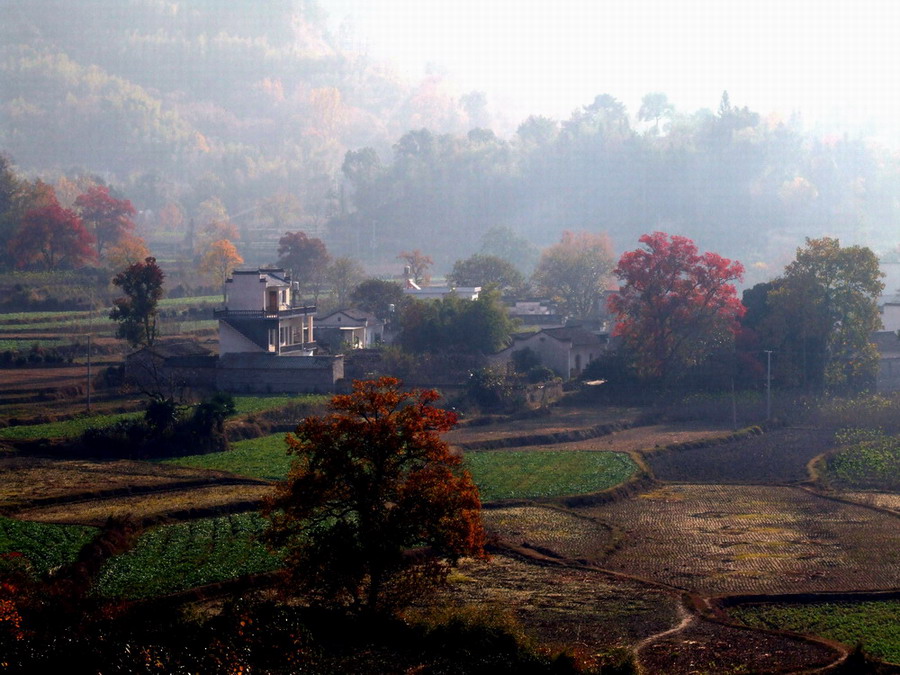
0,412,142,440
731,601,900,664
465,450,637,501
165,434,291,480
95,513,278,599
0,516,96,576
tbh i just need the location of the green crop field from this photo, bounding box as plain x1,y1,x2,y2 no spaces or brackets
231,394,328,417
168,441,638,500
465,450,637,501
824,429,900,491
0,412,142,440
158,295,219,307
166,434,292,480
731,601,900,664
0,516,96,576
95,513,278,599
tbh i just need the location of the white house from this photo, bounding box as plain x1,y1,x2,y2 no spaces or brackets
316,309,384,350
215,268,316,355
489,326,610,379
212,268,344,393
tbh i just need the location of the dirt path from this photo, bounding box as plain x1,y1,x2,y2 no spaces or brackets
632,600,695,675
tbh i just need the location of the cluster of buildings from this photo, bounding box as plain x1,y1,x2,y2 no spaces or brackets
127,267,613,396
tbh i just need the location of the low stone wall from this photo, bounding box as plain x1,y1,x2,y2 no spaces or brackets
216,352,344,394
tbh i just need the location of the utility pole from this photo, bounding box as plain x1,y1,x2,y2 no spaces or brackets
764,350,773,421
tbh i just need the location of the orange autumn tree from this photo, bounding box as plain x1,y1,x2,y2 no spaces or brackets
263,377,484,614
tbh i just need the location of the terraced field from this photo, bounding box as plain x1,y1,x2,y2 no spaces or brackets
4,395,900,672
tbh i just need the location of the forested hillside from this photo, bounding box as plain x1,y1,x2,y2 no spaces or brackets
3,0,899,277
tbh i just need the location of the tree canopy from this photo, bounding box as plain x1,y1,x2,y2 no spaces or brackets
109,256,165,348
755,237,884,391
8,199,95,270
262,377,484,613
532,230,615,319
399,288,517,355
277,231,330,303
610,232,745,382
74,185,136,259
448,253,524,291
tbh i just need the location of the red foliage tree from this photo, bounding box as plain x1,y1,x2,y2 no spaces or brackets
8,200,96,270
75,185,136,258
263,377,485,614
609,232,745,381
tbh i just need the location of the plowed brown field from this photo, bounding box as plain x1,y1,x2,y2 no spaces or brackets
580,484,900,595
435,554,681,668
646,426,836,483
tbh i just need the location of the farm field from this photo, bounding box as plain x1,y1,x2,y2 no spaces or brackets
4,388,900,671
165,434,292,480
467,450,637,501
14,483,272,526
0,516,96,575
482,505,616,560
0,457,256,508
445,405,640,446
580,484,900,595
839,491,900,514
167,437,639,501
95,513,278,599
645,426,836,483
729,600,900,664
637,614,840,674
432,554,682,669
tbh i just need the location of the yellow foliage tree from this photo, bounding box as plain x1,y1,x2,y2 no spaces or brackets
200,239,244,300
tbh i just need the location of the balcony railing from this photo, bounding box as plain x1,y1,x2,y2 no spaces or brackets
279,342,317,353
214,305,316,320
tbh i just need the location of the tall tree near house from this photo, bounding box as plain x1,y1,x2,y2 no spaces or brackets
398,249,433,286
532,230,615,319
765,237,884,391
74,185,136,259
8,201,95,270
200,239,244,301
277,231,330,303
448,253,524,292
610,232,745,383
262,377,485,614
350,278,405,321
110,256,165,348
326,256,365,307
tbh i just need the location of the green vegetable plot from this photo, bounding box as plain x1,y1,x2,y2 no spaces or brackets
732,601,900,664
465,450,636,501
166,434,292,480
0,516,96,575
96,513,278,599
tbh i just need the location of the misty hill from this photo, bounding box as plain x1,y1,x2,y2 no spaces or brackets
3,1,899,276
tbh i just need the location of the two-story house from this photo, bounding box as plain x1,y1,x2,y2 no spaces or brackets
214,268,316,355
213,268,344,393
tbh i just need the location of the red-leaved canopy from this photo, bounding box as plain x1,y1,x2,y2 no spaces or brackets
609,231,745,381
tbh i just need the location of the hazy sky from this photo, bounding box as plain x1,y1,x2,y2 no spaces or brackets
321,0,900,143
